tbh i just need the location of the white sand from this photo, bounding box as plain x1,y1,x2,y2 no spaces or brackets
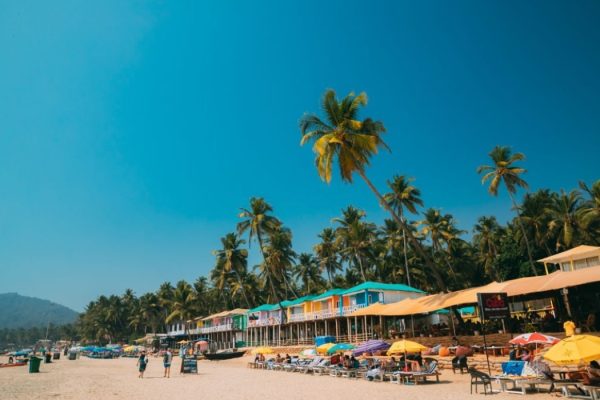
0,355,556,400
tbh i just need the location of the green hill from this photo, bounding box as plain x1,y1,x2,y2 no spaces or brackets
0,293,79,329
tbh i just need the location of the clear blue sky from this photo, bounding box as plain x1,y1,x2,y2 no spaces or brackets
1,1,599,311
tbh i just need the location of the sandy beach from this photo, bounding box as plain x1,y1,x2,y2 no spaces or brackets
0,355,557,400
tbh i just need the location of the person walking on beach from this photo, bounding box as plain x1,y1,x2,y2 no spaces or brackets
163,349,173,378
137,351,148,378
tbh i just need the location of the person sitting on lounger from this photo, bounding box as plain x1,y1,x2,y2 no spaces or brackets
584,361,600,385
284,354,291,364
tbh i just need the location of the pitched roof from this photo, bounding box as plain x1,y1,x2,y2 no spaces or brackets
341,281,425,295
247,304,279,313
311,288,345,301
538,245,600,264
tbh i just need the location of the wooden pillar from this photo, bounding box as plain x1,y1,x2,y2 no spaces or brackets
379,316,383,339
314,320,317,339
325,320,328,336
346,318,351,342
335,318,339,340
364,315,367,337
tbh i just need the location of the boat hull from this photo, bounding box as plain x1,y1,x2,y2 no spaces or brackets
203,351,245,361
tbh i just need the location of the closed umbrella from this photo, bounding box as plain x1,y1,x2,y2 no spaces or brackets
544,335,600,365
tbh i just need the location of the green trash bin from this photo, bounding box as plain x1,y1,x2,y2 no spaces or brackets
29,357,41,373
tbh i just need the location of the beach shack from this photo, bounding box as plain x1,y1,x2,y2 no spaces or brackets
538,245,600,274
199,309,248,350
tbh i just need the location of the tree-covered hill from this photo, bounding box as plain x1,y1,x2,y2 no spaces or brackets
0,293,79,329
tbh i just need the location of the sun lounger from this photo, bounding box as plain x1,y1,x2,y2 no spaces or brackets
394,361,440,385
311,361,331,376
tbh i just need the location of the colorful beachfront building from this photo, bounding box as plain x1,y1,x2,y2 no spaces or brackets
246,282,424,346
192,308,248,350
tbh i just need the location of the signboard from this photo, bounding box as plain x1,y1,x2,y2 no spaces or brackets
182,355,198,374
477,292,510,320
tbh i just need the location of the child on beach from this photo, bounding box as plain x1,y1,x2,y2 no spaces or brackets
137,352,148,378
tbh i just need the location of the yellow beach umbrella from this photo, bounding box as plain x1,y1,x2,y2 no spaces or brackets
252,346,274,355
543,335,600,365
317,342,336,354
387,340,427,355
177,340,189,344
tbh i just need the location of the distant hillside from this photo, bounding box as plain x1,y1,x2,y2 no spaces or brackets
0,293,79,329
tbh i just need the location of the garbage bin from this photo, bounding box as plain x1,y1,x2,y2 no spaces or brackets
45,353,52,363
53,352,60,360
68,352,77,360
29,357,41,373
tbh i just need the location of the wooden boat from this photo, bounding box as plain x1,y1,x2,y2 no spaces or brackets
203,350,246,361
0,362,27,368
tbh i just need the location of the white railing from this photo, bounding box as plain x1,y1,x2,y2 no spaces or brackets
198,323,233,334
289,313,307,322
248,317,281,327
341,304,366,316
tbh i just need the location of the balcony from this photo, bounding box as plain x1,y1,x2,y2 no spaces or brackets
198,323,233,334
248,317,281,327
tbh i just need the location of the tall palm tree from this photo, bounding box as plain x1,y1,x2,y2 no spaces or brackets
547,189,583,251
294,253,324,295
299,89,447,291
420,208,462,277
473,216,503,281
579,180,600,241
138,292,161,335
385,175,423,287
520,190,555,256
166,280,197,339
237,197,280,259
313,228,342,286
213,233,251,307
259,225,297,302
333,207,378,282
477,146,537,275
157,282,175,333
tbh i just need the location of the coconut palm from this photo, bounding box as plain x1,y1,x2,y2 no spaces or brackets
300,89,446,290
313,228,342,286
579,180,600,240
385,175,423,287
473,216,503,281
420,208,462,276
547,189,584,251
294,253,324,294
166,280,197,339
477,146,537,275
519,190,555,256
213,233,251,307
333,207,378,282
237,197,281,258
259,225,297,303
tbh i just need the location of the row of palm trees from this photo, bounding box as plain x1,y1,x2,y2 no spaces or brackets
75,90,599,343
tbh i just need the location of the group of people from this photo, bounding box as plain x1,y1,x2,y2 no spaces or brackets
136,349,173,378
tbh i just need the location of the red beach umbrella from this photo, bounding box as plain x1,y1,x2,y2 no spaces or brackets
509,332,560,346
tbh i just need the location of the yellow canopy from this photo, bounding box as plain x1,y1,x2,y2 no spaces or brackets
543,335,600,365
251,346,274,355
387,340,427,355
316,342,336,354
177,340,189,344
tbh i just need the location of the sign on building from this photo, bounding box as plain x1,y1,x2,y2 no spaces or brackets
477,292,510,320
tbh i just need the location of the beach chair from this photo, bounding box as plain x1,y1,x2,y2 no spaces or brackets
299,357,324,374
469,368,494,395
394,361,440,385
311,360,331,375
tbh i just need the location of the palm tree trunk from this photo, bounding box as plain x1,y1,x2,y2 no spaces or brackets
233,270,251,308
357,169,448,292
356,255,367,282
399,208,412,288
508,192,538,276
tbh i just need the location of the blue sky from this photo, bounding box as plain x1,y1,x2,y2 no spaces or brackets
1,1,599,311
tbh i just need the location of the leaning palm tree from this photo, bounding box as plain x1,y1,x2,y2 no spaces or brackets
259,225,297,302
237,197,281,259
477,146,537,275
385,175,423,287
299,90,446,291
